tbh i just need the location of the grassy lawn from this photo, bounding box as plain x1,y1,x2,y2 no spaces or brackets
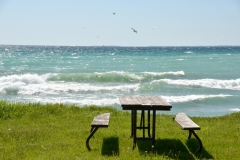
0,101,240,159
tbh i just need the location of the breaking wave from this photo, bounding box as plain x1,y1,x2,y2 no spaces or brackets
155,78,240,90
162,94,232,103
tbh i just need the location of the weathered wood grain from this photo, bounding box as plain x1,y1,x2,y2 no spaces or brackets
119,96,172,110
91,113,110,127
174,113,200,130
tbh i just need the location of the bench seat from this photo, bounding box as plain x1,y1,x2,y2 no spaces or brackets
86,113,110,150
174,113,203,152
174,113,200,130
91,113,110,127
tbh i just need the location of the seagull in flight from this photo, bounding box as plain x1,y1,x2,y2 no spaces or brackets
96,36,102,39
131,28,137,34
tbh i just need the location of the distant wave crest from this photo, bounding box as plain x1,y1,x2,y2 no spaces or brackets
48,71,185,83
229,108,240,112
0,73,140,95
162,94,232,103
155,78,240,90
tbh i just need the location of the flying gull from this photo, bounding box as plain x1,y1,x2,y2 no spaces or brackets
131,28,137,34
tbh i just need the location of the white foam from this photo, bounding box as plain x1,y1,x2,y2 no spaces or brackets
69,97,120,106
185,51,193,54
229,108,240,112
1,79,140,95
143,71,185,76
162,94,231,103
21,96,120,106
0,74,47,94
156,78,240,90
0,73,142,95
0,74,46,84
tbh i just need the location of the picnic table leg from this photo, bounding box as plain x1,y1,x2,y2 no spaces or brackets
132,110,137,149
152,110,156,150
130,110,134,138
148,110,151,137
142,110,145,138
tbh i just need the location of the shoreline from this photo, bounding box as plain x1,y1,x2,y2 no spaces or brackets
1,100,239,118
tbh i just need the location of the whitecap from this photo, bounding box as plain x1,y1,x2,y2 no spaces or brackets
156,78,240,90
185,51,193,54
0,74,46,84
229,108,240,112
143,71,185,76
3,82,140,95
162,94,231,103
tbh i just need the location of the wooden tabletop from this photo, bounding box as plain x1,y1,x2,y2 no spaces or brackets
119,96,172,110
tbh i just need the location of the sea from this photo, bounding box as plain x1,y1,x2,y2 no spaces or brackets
0,45,240,117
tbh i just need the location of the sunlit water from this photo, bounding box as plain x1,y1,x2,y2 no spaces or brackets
1,45,240,117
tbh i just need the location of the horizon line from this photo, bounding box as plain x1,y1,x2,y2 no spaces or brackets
1,44,240,47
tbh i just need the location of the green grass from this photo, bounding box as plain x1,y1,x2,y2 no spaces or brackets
0,101,240,159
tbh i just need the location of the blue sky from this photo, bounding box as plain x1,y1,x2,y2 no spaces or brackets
0,0,240,46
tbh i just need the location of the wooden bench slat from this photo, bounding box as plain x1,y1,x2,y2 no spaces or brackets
175,113,200,130
91,113,110,127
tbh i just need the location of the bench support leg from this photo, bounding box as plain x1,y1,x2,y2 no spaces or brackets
188,130,193,139
86,127,99,151
188,130,203,153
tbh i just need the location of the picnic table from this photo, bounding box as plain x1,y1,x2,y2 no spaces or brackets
119,96,172,150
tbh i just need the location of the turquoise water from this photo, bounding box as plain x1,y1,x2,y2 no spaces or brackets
0,45,240,117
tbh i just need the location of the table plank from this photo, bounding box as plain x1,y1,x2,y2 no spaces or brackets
119,96,172,110
119,96,140,105
136,96,152,105
152,96,171,106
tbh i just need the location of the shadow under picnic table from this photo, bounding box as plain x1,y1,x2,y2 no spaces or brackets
137,138,213,159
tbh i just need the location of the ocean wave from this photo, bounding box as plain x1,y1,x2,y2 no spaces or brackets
0,74,47,94
1,81,140,95
229,108,240,112
0,74,46,84
48,71,185,83
162,94,232,103
17,94,232,106
155,78,240,90
65,97,120,106
142,71,184,76
16,96,120,107
184,51,193,54
0,71,184,85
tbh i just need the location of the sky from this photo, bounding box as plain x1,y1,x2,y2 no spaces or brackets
0,0,240,46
